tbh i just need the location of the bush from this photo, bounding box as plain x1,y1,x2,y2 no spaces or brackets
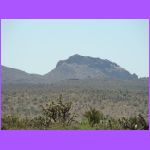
2,115,30,129
83,107,104,127
30,116,48,129
118,114,148,130
41,94,76,127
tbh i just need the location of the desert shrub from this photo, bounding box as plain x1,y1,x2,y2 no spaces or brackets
2,115,30,129
41,94,76,127
137,114,149,129
83,107,104,127
118,114,148,130
30,116,48,129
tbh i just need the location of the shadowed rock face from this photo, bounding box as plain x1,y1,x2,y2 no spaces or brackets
2,54,138,84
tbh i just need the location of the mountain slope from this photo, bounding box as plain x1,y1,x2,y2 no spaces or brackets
44,54,138,82
2,66,44,84
2,54,139,84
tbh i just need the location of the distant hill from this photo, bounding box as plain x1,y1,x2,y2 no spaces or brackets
2,54,140,84
2,66,44,84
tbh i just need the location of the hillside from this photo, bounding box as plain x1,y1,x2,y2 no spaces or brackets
2,54,139,84
2,66,44,84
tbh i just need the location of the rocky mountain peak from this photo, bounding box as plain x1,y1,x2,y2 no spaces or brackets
48,54,138,82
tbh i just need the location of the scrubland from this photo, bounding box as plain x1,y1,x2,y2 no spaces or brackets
2,79,148,130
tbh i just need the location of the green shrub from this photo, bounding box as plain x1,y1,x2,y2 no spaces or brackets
83,107,104,127
2,115,30,129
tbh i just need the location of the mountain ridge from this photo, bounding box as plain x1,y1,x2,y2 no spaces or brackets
2,54,140,84
44,54,138,82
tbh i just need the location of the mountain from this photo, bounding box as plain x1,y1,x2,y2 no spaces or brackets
2,54,139,84
44,54,138,82
2,66,44,84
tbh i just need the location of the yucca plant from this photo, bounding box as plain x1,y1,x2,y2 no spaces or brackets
84,107,103,127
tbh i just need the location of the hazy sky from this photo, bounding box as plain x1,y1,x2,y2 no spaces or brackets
1,19,149,77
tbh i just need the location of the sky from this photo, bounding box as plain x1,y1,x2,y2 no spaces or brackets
1,19,149,77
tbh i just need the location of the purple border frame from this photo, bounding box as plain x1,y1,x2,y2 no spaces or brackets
0,0,150,150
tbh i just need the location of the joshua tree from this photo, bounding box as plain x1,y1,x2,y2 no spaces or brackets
41,94,76,127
